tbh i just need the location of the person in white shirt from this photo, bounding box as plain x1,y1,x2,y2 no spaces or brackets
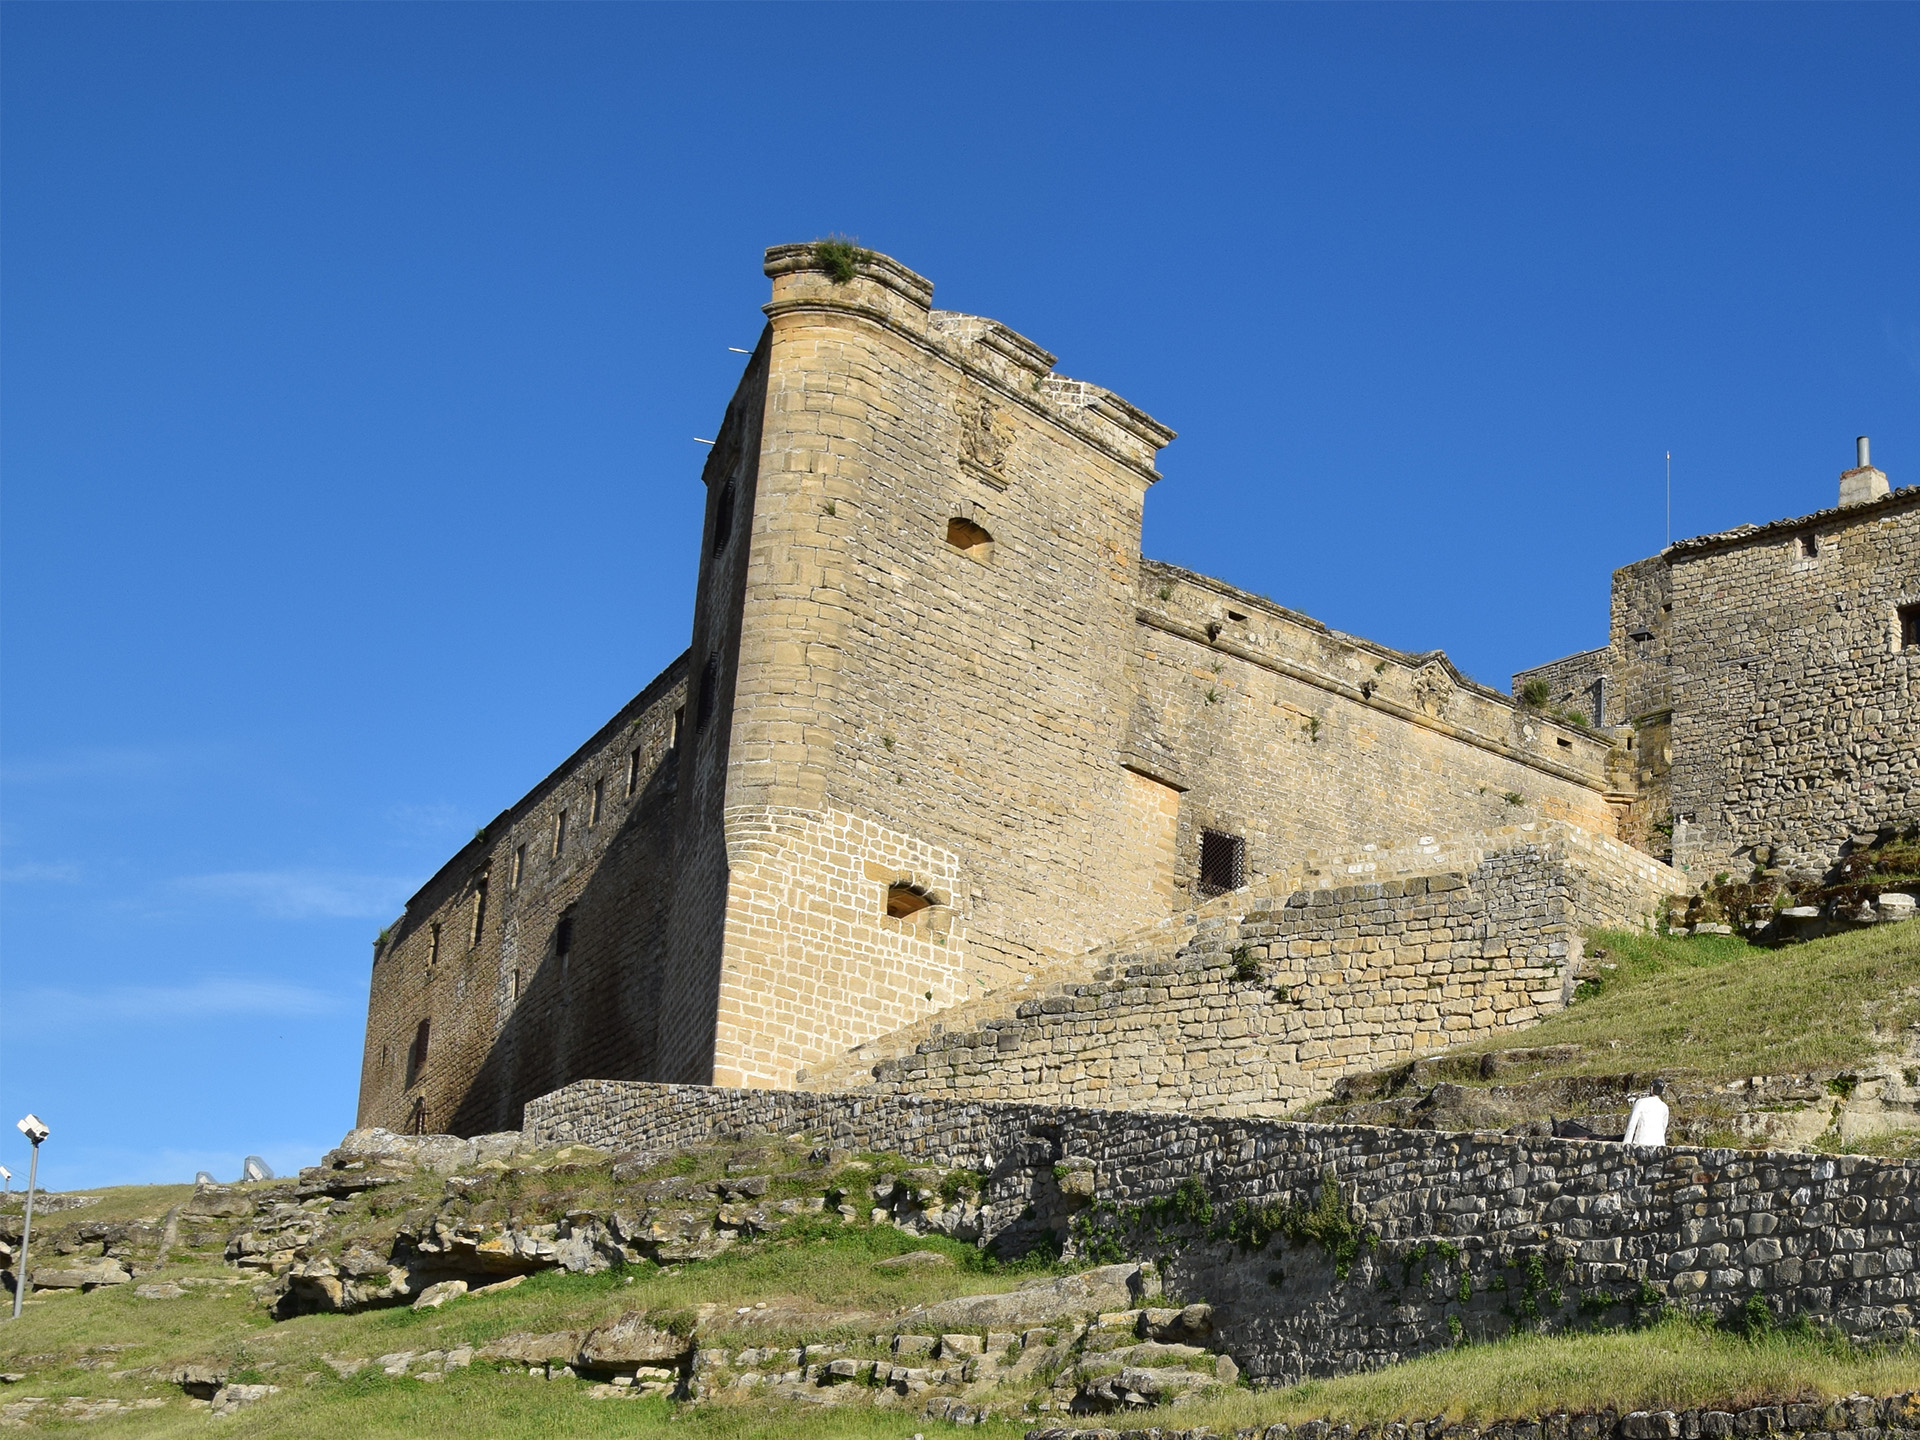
1623,1079,1670,1148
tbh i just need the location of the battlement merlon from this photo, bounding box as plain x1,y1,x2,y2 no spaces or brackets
762,242,1176,482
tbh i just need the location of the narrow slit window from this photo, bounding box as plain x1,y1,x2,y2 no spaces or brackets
590,777,604,827
510,845,525,891
552,808,568,858
555,914,573,958
712,479,735,556
1901,603,1920,651
946,516,993,557
672,707,685,748
1197,829,1246,897
406,1018,430,1087
886,883,932,919
697,656,719,731
427,922,441,971
626,750,642,796
468,880,487,947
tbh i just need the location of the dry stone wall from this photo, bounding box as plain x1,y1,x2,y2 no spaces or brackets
523,1080,1918,1383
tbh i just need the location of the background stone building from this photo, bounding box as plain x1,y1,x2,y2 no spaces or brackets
1516,445,1917,879
360,243,1683,1137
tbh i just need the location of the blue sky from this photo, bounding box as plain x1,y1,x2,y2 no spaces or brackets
3,3,1915,1191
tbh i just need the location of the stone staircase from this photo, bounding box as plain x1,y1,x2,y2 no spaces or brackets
801,823,1686,1111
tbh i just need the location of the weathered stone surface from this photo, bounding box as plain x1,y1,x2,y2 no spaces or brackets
475,1331,585,1365
31,1259,129,1290
874,1249,952,1270
577,1312,692,1369
909,1266,1151,1331
411,1280,467,1311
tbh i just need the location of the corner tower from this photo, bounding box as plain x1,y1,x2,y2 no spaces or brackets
656,243,1179,1090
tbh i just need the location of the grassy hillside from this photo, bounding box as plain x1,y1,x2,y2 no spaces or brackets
1306,922,1920,1153
2,1208,1914,1438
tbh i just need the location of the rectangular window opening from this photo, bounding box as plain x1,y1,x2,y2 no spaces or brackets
1800,533,1819,559
427,922,441,971
672,707,685,749
1901,603,1920,651
552,809,568,858
510,845,525,891
589,777,604,827
1197,829,1246,898
406,1018,430,1087
626,750,642,797
697,657,718,731
469,881,487,948
555,914,573,958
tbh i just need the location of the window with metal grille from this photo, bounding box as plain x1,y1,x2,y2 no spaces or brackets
1902,603,1920,650
1197,829,1245,897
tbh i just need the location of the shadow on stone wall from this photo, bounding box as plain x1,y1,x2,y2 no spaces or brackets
449,759,682,1136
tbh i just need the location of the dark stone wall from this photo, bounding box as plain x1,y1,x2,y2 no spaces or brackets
356,656,687,1137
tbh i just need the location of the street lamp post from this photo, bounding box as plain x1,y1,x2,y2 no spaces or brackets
11,1116,49,1321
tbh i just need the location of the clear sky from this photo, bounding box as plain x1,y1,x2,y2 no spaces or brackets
3,3,1915,1191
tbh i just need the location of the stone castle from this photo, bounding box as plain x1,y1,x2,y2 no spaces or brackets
356,243,1918,1138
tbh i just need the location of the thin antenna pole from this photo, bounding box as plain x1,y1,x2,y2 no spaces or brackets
1665,451,1671,548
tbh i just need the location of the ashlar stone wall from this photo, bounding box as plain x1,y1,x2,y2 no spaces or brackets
523,1080,1917,1382
1135,565,1617,905
814,828,1678,1117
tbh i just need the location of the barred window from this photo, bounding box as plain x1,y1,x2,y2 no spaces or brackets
1197,829,1246,897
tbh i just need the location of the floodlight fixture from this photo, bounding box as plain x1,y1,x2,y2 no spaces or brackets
10,1115,48,1320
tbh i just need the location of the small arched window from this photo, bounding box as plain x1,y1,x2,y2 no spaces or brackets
946,516,993,558
886,883,933,919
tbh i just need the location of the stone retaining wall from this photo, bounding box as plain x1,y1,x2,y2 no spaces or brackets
523,1081,1916,1384
1027,1395,1920,1440
808,832,1681,1116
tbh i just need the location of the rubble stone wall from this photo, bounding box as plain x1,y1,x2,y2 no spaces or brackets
1667,496,1920,877
524,1080,1918,1382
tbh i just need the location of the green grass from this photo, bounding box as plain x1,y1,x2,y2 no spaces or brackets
1179,1316,1920,1429
1459,923,1920,1083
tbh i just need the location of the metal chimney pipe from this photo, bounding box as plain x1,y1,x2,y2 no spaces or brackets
1857,436,1870,469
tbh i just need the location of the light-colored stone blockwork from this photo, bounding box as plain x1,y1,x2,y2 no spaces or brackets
1133,565,1618,901
711,805,968,1089
810,828,1683,1116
